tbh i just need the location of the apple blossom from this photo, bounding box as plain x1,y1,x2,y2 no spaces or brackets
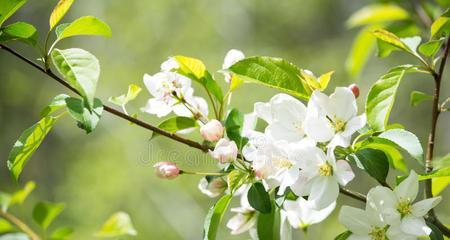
153,162,180,179
221,49,245,83
210,138,238,163
160,57,180,72
198,176,227,198
366,171,442,237
290,146,355,209
283,197,336,230
304,87,366,147
200,119,224,142
226,186,257,235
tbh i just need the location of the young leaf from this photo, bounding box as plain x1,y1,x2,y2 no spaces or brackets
0,0,27,27
225,108,248,150
227,170,247,193
433,177,450,196
0,218,14,234
203,194,232,240
346,4,409,28
419,39,444,57
0,22,37,45
108,84,142,106
229,56,312,100
431,10,450,38
7,116,57,181
10,181,35,205
33,201,65,230
50,226,74,240
410,90,433,107
378,128,424,163
248,182,272,214
65,97,103,134
372,29,409,52
366,65,412,131
372,29,422,59
56,16,111,40
357,137,407,173
152,116,198,139
95,212,137,238
49,0,74,30
335,231,352,240
346,26,378,77
51,48,100,108
351,149,389,184
40,94,69,117
0,193,11,212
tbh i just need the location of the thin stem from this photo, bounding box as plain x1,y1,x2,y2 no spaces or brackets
339,187,367,202
0,211,41,240
180,170,225,176
203,86,219,120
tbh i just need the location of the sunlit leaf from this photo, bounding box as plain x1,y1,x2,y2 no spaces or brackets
33,201,65,230
7,116,57,181
49,0,74,30
49,226,73,240
0,218,14,234
419,39,444,57
95,212,137,238
0,193,11,212
51,48,100,108
0,22,37,45
227,170,247,194
10,181,35,205
431,10,450,38
410,90,433,107
432,177,450,196
229,56,312,100
152,116,198,138
65,97,103,134
379,129,424,163
347,4,409,28
57,16,111,40
357,137,407,173
108,84,142,106
346,26,378,78
373,29,422,59
0,0,27,27
40,94,69,117
203,194,232,240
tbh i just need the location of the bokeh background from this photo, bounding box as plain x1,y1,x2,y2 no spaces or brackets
1,0,449,239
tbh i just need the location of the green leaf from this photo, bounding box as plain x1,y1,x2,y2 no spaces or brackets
410,90,433,107
40,94,69,117
378,129,424,163
229,56,312,100
227,170,247,194
366,65,412,131
418,167,450,180
203,194,232,240
433,177,450,196
65,97,103,134
419,39,444,57
49,226,73,240
225,108,248,149
0,233,29,240
0,218,14,234
95,212,137,238
108,84,142,106
55,23,69,38
431,10,450,38
57,16,111,40
152,116,198,139
346,26,378,78
351,149,389,184
49,0,74,30
372,29,422,58
357,137,407,172
335,231,352,240
0,0,27,27
10,181,35,205
427,221,444,240
257,201,279,240
0,22,37,45
32,201,65,230
0,193,11,212
248,182,272,214
7,116,57,181
51,48,100,108
346,4,409,28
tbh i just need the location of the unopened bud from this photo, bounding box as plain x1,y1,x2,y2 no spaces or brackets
209,138,238,163
348,84,359,98
153,162,180,179
200,120,224,142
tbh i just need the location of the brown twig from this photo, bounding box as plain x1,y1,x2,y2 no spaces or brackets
0,211,41,240
339,187,367,202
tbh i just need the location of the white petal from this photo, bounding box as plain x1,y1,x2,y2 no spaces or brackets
395,170,419,202
304,115,334,143
400,215,432,236
265,121,304,142
307,201,336,225
328,87,357,121
334,160,355,186
348,235,371,240
328,134,351,148
307,176,339,210
254,102,272,123
338,206,371,235
280,211,293,240
341,114,366,137
411,196,442,217
366,186,399,225
172,103,193,117
160,57,179,71
290,174,312,196
387,225,417,240
141,98,172,117
222,49,245,69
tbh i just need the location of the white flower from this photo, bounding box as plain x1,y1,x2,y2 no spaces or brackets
290,146,354,209
160,57,180,72
200,119,224,142
254,93,308,143
198,177,227,198
227,186,257,235
283,197,336,229
210,138,238,163
304,87,366,147
221,49,245,83
366,171,442,237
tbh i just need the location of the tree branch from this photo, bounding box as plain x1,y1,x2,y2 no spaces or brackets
339,187,367,202
0,211,40,240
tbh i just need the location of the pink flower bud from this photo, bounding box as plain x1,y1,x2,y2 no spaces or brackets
200,120,224,142
153,162,180,179
348,84,360,98
209,138,238,163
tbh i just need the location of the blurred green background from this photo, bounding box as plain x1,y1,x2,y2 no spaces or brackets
1,0,449,239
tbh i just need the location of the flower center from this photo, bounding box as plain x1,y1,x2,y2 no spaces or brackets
332,118,346,132
292,121,304,133
318,162,333,176
273,155,293,169
369,227,387,240
396,199,412,217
